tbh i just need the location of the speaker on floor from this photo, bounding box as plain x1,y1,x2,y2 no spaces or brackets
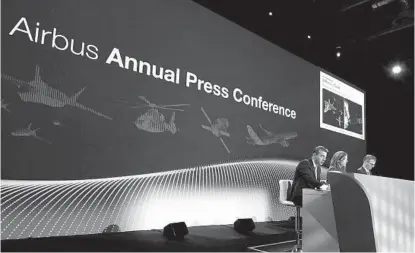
163,222,188,240
234,218,255,234
102,224,121,233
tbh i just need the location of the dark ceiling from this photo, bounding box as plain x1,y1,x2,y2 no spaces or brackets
194,0,413,87
194,0,414,180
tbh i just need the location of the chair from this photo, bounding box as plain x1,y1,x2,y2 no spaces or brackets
279,180,302,252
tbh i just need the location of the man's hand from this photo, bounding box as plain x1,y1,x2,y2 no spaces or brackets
319,184,329,191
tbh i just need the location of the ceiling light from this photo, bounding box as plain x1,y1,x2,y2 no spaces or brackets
307,35,311,39
269,12,273,16
391,65,402,74
336,52,341,58
385,62,408,79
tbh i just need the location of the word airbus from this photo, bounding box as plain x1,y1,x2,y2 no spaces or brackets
9,17,99,60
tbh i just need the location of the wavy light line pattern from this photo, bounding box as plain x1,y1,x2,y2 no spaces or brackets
1,159,298,240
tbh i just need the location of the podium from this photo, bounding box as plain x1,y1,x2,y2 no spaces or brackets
302,189,339,252
302,172,414,252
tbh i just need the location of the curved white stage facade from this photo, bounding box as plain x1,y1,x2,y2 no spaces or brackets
1,159,298,240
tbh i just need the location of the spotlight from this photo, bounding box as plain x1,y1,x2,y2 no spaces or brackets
269,12,273,16
307,35,311,39
391,65,402,75
386,62,407,79
336,52,341,58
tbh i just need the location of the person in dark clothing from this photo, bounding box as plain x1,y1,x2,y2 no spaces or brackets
290,146,329,206
356,154,376,175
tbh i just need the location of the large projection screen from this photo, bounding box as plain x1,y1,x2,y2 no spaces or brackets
1,0,367,240
320,71,365,140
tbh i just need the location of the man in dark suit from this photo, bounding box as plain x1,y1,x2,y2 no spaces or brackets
289,146,329,206
356,155,376,175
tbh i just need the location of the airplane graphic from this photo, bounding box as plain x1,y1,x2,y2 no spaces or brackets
1,99,11,112
324,99,337,113
1,65,112,120
246,124,297,147
11,123,51,144
200,107,231,154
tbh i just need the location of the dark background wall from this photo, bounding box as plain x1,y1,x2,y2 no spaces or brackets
1,0,365,180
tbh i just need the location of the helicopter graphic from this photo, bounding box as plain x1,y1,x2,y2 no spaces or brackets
119,96,189,134
134,108,178,134
1,65,112,120
200,107,231,154
118,96,190,111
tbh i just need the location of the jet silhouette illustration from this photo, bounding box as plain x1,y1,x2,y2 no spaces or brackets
2,65,112,120
246,124,297,147
324,99,337,113
11,123,51,144
1,99,11,112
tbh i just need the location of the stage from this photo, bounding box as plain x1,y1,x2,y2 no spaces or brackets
1,221,295,252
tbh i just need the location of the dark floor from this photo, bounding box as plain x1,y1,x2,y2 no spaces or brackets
1,221,295,252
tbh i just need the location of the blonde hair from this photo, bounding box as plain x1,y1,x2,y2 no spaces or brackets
329,151,348,172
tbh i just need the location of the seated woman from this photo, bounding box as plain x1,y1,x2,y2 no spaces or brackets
328,151,348,173
327,151,348,184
